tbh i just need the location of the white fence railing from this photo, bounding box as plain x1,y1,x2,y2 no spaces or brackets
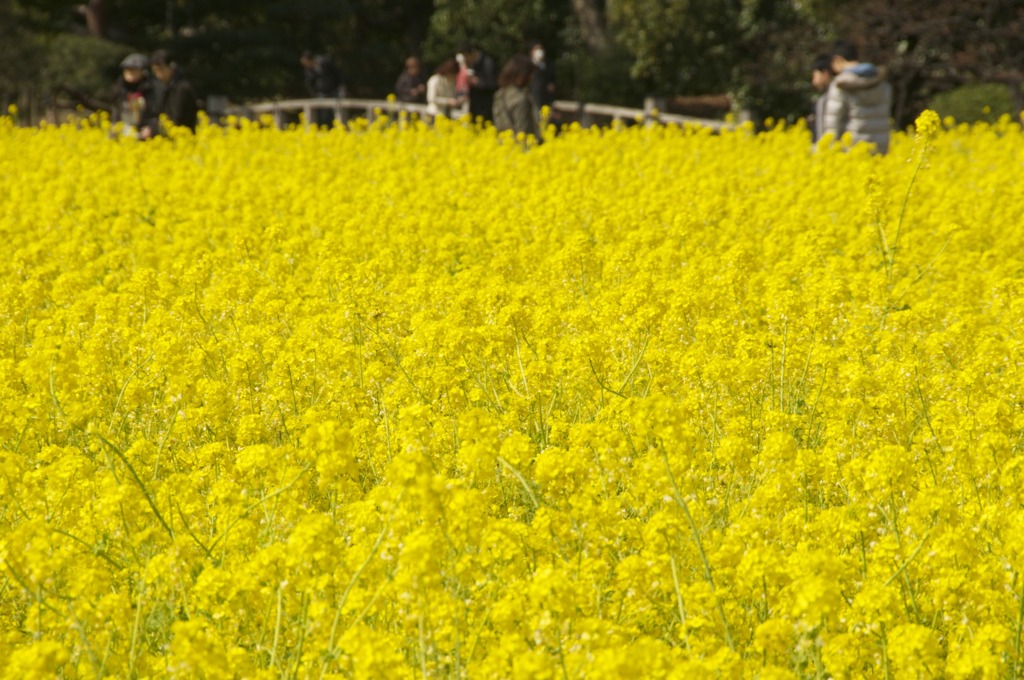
239,97,729,131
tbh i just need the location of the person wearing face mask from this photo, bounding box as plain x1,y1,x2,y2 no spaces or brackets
527,41,556,116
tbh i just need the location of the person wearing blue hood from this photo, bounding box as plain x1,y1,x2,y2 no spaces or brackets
823,41,892,154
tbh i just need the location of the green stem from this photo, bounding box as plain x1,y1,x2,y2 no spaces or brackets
1015,572,1024,677
95,433,175,541
668,552,690,650
270,582,284,671
320,517,392,679
127,583,145,679
889,141,930,278
497,455,540,510
660,447,735,651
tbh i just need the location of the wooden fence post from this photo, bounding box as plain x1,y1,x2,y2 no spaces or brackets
644,96,666,126
579,102,593,128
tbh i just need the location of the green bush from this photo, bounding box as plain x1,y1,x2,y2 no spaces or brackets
930,83,1013,124
40,34,136,99
562,43,645,106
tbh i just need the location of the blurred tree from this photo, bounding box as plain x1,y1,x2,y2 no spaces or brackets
6,0,438,112
0,11,32,114
423,0,566,67
609,0,739,95
570,0,608,54
4,0,1022,125
43,34,134,110
595,0,817,116
800,0,1024,126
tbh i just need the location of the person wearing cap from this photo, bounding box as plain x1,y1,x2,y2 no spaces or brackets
148,49,199,133
111,52,156,136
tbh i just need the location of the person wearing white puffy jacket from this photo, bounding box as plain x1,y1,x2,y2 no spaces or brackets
824,41,892,154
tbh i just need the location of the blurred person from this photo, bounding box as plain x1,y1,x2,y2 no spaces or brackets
824,40,892,153
809,54,833,142
457,42,498,123
528,41,556,115
300,50,343,127
146,49,198,135
493,54,541,142
455,52,471,109
110,52,155,136
395,56,427,104
426,59,460,119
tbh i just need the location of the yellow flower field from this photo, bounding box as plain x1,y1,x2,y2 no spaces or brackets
2,110,1024,678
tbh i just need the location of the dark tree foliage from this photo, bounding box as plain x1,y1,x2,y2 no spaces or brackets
3,0,1022,125
817,0,1024,126
2,0,436,108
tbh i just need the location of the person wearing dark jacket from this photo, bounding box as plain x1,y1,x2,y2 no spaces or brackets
394,56,427,104
528,41,556,114
459,42,498,123
300,50,343,127
810,54,833,143
147,49,198,134
110,52,156,136
493,54,542,143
